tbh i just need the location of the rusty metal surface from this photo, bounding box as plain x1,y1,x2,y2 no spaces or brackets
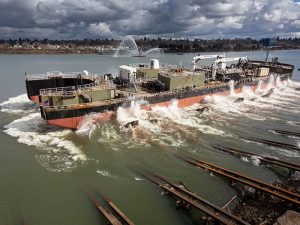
143,171,250,225
211,144,300,172
90,195,134,225
183,157,300,205
239,136,300,152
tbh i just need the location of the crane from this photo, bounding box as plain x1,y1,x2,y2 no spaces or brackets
191,54,225,71
214,56,248,64
211,56,248,80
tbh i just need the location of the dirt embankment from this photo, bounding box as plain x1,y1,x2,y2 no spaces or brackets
232,175,300,225
0,46,113,54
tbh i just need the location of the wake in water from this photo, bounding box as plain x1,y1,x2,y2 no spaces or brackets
3,75,299,170
78,99,231,152
76,76,299,159
0,94,36,114
205,77,300,120
1,94,86,172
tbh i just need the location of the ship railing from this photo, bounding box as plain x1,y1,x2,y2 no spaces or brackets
39,81,115,96
129,63,151,68
249,60,294,70
41,84,226,111
26,71,96,81
162,64,181,69
41,97,123,111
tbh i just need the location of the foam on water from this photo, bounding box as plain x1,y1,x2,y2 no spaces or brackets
151,101,229,137
0,94,36,114
66,75,299,153
287,120,300,127
3,113,86,172
3,74,298,172
96,170,118,178
250,155,262,166
85,99,229,149
116,100,187,147
76,113,100,139
203,77,300,123
287,79,300,87
274,148,300,158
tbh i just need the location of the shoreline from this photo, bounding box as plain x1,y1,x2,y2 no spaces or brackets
0,47,299,55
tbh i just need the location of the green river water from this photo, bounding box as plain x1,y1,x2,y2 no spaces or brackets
0,51,299,225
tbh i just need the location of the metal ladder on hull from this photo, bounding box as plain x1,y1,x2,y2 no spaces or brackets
78,89,92,102
130,73,140,93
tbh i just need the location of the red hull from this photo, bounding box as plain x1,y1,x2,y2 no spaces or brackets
30,95,40,103
45,85,258,130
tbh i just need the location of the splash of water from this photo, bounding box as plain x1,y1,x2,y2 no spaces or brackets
96,170,118,178
142,48,165,56
1,94,87,172
114,35,164,57
114,36,139,57
229,80,236,96
0,94,36,114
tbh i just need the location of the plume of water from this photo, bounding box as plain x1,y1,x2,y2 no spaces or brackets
114,36,139,57
142,48,164,56
229,80,236,96
114,35,164,57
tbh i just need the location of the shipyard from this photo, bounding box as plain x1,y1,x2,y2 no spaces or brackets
1,0,300,225
25,54,294,129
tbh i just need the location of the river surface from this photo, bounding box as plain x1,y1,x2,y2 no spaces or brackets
0,50,299,225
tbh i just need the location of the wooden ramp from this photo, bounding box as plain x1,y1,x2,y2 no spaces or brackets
144,172,250,225
90,195,134,225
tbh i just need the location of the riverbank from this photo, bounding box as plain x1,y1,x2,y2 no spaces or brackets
0,46,103,54
0,46,299,55
232,173,300,225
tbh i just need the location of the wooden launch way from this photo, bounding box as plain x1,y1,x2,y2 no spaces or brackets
211,144,300,172
269,129,300,138
90,196,134,225
144,172,250,225
183,157,300,205
239,136,300,152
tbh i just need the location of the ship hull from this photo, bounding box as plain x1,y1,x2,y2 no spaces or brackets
43,74,291,130
26,77,94,103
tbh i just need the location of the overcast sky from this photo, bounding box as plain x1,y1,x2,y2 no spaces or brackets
0,0,299,39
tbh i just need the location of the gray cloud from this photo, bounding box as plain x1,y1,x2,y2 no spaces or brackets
0,0,299,39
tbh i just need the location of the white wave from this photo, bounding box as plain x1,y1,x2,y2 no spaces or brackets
96,170,117,178
203,77,299,122
287,79,300,87
240,155,261,166
3,113,86,172
96,123,126,149
241,156,249,162
255,80,263,94
275,148,300,158
229,80,236,96
261,154,279,160
115,100,188,147
265,74,275,91
0,94,36,114
250,155,261,166
287,120,300,127
76,113,99,139
152,100,231,137
204,94,267,121
117,100,146,124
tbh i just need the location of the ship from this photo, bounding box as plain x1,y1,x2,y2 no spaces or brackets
25,54,294,129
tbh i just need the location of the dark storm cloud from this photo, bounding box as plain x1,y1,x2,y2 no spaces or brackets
0,0,35,27
0,0,299,39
